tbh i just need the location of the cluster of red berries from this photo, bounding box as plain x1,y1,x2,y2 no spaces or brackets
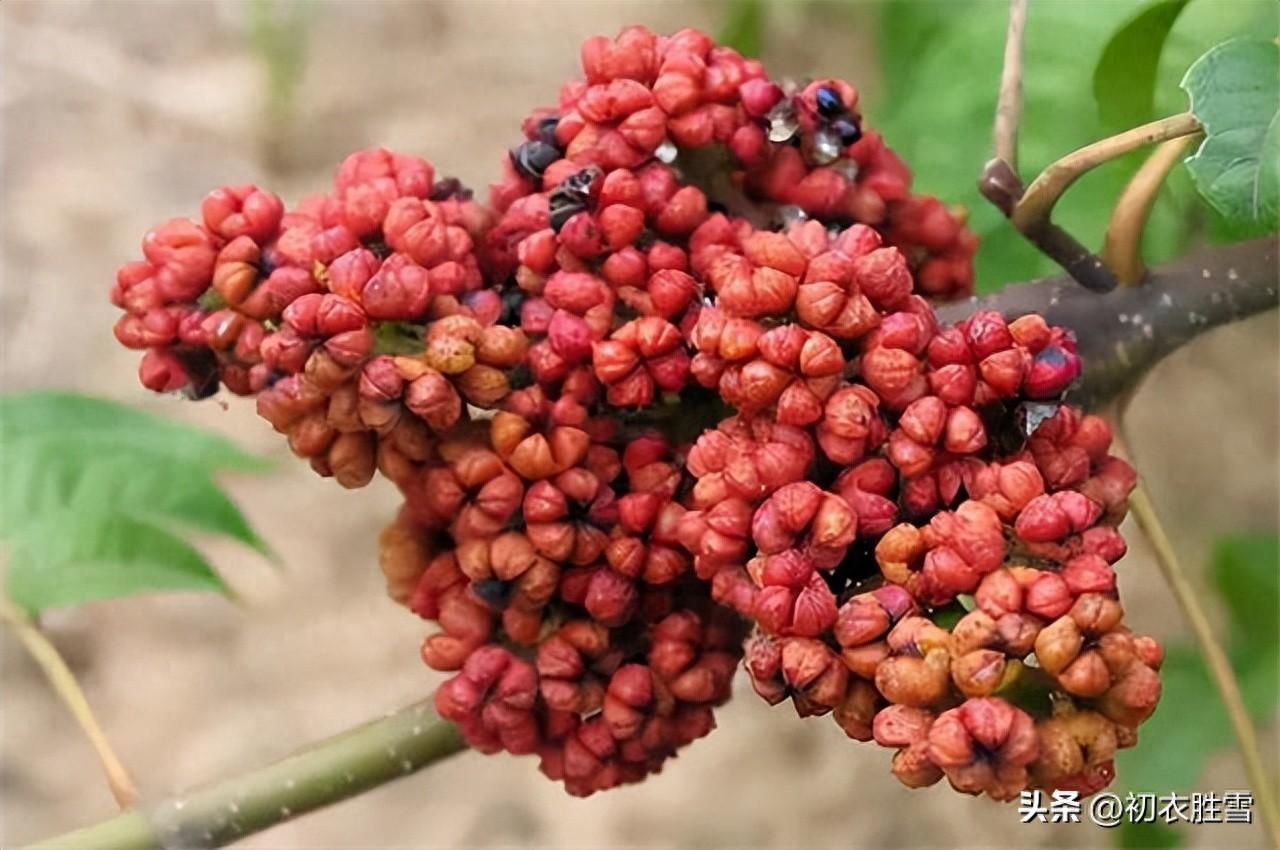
109,26,1160,800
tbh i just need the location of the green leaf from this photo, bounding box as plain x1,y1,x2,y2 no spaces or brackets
1114,646,1234,792
1117,819,1184,849
872,0,1184,292
870,0,1270,292
0,392,269,472
1093,0,1193,131
718,0,765,58
1114,532,1279,846
1,441,269,555
0,392,270,613
6,513,229,612
1182,38,1280,229
1209,532,1279,647
1213,533,1280,725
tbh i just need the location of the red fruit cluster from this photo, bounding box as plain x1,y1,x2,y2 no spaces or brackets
490,26,975,300
109,26,1160,801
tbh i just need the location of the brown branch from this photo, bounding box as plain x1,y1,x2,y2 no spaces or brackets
939,237,1278,408
979,0,1118,294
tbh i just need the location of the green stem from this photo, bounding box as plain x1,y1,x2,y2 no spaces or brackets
1120,480,1280,848
25,706,464,850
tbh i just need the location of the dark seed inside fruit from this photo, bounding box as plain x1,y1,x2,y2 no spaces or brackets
536,115,562,148
510,141,562,181
471,579,513,607
832,117,862,147
430,177,473,201
815,86,844,118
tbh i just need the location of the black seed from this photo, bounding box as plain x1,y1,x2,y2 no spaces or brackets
832,117,862,147
982,400,1028,456
536,115,562,148
256,252,277,278
507,363,533,390
815,86,844,118
177,350,220,400
556,167,601,199
509,140,562,182
547,167,600,231
500,289,525,325
471,579,512,608
549,199,586,232
362,237,392,260
1034,345,1069,369
430,177,472,201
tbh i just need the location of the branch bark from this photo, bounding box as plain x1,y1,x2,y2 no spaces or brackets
24,238,1279,850
939,237,1278,408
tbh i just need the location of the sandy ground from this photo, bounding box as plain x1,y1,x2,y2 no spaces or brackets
1,2,1276,848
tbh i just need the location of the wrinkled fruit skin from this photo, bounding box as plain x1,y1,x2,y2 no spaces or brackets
110,24,1158,802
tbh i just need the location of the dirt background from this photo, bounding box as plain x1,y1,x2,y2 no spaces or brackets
1,2,1276,848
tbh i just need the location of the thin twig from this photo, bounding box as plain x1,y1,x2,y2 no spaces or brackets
993,0,1028,171
978,0,1124,293
1,597,140,809
1113,467,1280,847
1102,134,1201,285
23,706,465,850
1011,112,1203,232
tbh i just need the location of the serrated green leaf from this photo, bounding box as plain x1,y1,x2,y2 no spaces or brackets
718,0,766,58
1,446,269,556
0,392,271,613
1182,38,1280,229
1093,0,1193,131
5,512,228,612
1209,532,1279,646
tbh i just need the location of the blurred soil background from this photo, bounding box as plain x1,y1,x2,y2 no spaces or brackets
1,1,1275,848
